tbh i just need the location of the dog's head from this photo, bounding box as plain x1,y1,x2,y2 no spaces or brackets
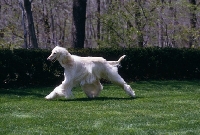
47,46,70,63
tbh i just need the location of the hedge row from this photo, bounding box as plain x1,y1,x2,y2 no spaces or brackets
1,47,200,88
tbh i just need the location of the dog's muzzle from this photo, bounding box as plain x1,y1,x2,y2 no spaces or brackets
47,57,57,63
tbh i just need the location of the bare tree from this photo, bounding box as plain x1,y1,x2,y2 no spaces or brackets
49,0,55,46
72,0,87,48
19,0,28,48
97,0,100,42
189,0,197,47
169,0,177,47
24,0,38,48
41,0,50,46
0,1,1,19
1,0,200,48
135,0,144,47
158,0,164,47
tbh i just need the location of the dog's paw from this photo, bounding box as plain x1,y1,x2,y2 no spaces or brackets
45,95,52,100
45,92,57,100
126,89,136,98
129,90,136,98
124,84,136,98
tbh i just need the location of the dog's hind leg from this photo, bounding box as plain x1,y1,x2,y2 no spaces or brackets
106,70,135,98
82,80,103,98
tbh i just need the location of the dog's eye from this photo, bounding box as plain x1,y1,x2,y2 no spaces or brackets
53,52,56,54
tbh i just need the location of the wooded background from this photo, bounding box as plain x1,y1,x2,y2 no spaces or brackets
0,0,200,49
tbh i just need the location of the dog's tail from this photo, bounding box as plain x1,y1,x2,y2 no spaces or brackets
117,55,126,63
108,55,126,67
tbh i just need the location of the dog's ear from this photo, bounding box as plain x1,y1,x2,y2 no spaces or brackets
62,58,68,65
61,54,73,66
62,58,73,66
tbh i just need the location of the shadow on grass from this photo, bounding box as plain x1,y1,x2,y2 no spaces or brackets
0,88,141,100
57,96,140,102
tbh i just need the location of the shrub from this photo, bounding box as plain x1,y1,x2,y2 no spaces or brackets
1,47,200,88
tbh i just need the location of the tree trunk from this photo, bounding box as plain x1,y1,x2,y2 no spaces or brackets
0,2,1,19
41,0,51,46
135,0,144,47
19,0,28,48
24,0,38,48
158,0,164,47
97,0,100,42
72,0,87,48
59,19,67,47
189,0,197,47
169,0,177,47
49,1,55,46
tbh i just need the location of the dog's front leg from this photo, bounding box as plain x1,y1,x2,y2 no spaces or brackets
45,82,73,100
45,85,61,100
45,91,57,100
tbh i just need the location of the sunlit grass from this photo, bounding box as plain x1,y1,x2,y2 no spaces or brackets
0,81,200,135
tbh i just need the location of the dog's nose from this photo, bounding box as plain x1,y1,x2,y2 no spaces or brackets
47,57,50,60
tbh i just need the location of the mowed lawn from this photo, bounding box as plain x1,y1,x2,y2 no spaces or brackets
0,81,200,135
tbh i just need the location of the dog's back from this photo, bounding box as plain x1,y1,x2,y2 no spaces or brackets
77,56,106,63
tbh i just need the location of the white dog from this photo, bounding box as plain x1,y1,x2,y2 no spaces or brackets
45,46,135,99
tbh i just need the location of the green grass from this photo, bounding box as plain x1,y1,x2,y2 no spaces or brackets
0,81,200,135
